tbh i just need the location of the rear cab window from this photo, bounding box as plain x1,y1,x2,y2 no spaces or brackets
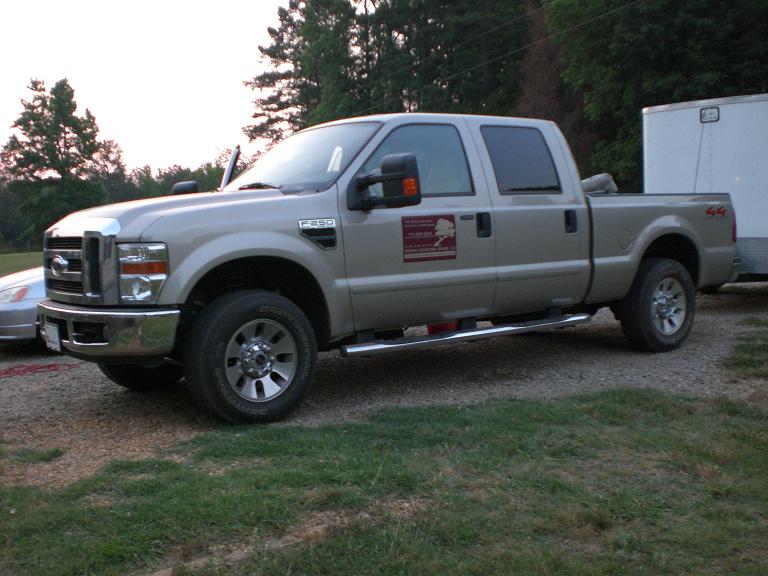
480,126,562,194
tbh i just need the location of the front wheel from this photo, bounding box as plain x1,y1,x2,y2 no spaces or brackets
619,258,696,352
184,290,317,423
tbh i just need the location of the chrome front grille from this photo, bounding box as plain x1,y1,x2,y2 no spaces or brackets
47,236,83,250
43,218,121,305
47,278,84,293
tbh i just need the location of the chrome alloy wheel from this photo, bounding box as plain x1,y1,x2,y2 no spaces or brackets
651,277,687,335
225,319,298,401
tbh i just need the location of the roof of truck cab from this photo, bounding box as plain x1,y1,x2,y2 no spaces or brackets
643,93,768,115
312,112,557,128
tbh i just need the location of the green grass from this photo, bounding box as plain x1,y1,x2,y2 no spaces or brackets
0,251,43,276
726,317,768,377
1,389,767,576
8,447,64,464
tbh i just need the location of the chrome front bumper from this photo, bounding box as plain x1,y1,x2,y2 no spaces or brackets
37,300,180,358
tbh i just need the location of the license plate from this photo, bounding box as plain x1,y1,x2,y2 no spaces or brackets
44,322,61,352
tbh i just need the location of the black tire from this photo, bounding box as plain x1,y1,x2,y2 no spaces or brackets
183,290,317,423
98,363,183,391
619,258,696,352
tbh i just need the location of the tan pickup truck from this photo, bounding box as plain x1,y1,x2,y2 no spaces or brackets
38,113,736,422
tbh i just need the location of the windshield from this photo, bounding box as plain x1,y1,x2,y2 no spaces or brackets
225,122,381,193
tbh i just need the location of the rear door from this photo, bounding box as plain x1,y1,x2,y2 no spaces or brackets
338,119,496,330
467,119,591,314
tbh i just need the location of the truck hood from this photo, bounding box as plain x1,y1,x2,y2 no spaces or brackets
50,190,291,240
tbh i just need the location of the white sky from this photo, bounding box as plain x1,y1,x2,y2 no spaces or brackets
0,0,286,171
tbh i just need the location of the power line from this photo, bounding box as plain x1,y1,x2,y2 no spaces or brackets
301,0,544,98
376,4,547,88
355,0,651,116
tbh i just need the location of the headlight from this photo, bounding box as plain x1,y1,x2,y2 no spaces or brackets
118,243,168,304
0,286,29,303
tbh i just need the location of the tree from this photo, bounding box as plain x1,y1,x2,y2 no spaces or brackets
245,0,529,143
1,78,106,242
1,79,100,181
546,0,768,191
367,0,528,115
244,0,361,142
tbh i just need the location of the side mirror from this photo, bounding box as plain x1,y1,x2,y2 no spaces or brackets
171,180,200,195
348,153,421,211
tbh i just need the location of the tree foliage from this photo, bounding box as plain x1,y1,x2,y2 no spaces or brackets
545,0,768,190
0,79,237,245
248,0,768,190
1,79,101,181
245,0,529,142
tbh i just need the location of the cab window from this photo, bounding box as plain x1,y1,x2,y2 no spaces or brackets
361,124,474,197
481,126,561,194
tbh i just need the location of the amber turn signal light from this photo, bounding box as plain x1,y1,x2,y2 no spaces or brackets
403,177,419,197
121,261,168,275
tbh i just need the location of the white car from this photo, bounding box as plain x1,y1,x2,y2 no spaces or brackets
0,267,45,344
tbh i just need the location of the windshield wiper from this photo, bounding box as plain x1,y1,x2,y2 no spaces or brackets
238,181,282,190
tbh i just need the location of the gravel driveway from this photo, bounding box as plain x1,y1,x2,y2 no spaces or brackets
2,286,766,487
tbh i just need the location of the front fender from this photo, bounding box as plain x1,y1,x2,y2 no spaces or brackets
158,230,353,337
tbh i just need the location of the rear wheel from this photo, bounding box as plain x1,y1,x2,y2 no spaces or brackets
98,363,183,391
620,258,695,352
184,290,316,423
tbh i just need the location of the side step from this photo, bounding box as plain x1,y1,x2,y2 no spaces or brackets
340,313,592,358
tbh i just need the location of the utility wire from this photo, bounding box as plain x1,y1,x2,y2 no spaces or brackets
301,0,544,96
373,4,548,89
354,0,650,116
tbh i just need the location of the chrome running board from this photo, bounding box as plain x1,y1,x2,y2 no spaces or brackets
341,313,592,358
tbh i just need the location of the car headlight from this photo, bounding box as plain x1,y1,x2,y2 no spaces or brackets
118,243,168,304
0,286,29,303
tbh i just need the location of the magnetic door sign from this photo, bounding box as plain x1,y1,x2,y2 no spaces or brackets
402,215,457,262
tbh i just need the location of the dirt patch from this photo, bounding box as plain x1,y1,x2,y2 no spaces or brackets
142,497,427,576
0,353,217,488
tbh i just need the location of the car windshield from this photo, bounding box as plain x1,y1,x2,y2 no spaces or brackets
224,122,381,193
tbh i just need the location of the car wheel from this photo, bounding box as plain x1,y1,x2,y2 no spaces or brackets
98,363,183,391
620,258,695,352
184,290,316,423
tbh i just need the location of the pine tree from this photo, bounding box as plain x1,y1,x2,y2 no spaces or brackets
1,79,101,181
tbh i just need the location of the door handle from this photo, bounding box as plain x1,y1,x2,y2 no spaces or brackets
564,210,578,233
477,212,492,238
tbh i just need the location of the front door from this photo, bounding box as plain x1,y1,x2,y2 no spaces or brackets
339,121,496,331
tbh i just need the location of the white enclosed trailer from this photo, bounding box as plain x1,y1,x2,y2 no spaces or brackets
643,93,768,281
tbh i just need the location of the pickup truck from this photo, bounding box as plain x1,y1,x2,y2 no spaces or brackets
38,113,736,422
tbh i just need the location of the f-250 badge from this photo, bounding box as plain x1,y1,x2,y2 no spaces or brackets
402,215,457,262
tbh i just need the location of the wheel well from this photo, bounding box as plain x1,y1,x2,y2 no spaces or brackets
642,234,699,285
182,257,330,349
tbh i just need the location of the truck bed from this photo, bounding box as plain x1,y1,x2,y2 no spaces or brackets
585,193,735,304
